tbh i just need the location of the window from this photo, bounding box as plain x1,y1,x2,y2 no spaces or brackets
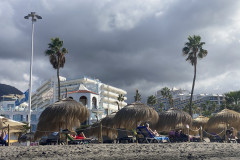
104,109,108,115
31,124,37,132
79,96,88,106
7,104,14,110
13,114,23,121
31,114,37,122
92,97,97,109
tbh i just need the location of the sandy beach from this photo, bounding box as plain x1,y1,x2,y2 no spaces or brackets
0,143,240,160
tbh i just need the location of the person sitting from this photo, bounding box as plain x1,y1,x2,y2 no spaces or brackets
153,130,160,137
145,123,160,137
179,130,188,142
0,132,7,146
228,127,238,142
72,132,86,140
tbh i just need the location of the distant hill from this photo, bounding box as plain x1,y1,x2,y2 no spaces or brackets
0,84,23,98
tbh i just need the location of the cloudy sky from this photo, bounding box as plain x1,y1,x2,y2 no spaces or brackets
1,0,240,103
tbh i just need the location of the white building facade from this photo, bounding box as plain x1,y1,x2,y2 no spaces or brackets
30,76,127,130
156,88,224,110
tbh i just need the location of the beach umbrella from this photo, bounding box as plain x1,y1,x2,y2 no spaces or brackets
192,116,209,128
155,108,192,131
205,123,226,137
0,116,26,132
113,102,159,130
190,116,209,136
34,97,89,139
207,109,240,130
86,112,117,139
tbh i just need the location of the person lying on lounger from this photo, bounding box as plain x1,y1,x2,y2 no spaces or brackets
145,123,160,137
72,132,86,140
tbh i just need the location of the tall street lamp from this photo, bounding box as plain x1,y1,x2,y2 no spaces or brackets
24,12,42,131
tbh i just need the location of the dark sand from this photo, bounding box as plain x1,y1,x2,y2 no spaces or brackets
0,143,240,160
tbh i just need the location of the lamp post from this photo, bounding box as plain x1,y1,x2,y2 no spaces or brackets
24,12,42,132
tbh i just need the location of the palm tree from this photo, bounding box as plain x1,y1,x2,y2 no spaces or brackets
147,95,157,107
182,35,208,117
45,37,68,101
117,94,125,109
134,89,141,102
158,102,165,112
160,87,174,108
168,94,174,108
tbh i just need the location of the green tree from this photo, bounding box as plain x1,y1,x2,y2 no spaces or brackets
147,95,157,107
209,102,217,112
161,87,174,108
158,102,165,112
134,89,141,102
225,91,240,105
117,94,125,109
45,37,68,101
182,35,208,117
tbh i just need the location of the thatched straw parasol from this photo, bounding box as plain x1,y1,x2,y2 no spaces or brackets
207,109,240,130
86,112,117,139
113,102,159,130
34,97,89,139
192,116,209,128
0,116,26,132
190,116,209,136
156,108,192,131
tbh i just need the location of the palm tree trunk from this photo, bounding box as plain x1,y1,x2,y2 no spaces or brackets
57,68,60,101
57,54,60,101
189,59,197,117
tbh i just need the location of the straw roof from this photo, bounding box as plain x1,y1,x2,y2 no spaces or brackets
207,109,240,129
0,116,26,133
86,112,117,139
113,102,159,129
205,123,226,137
156,108,192,131
34,97,89,139
192,115,209,128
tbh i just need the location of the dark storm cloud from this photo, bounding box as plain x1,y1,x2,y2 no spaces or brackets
1,0,240,102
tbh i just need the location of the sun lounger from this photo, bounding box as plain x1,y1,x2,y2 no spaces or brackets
46,132,60,145
66,134,92,145
137,126,169,143
117,129,134,143
209,134,224,143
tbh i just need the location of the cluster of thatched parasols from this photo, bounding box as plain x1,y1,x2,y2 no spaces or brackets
34,97,240,142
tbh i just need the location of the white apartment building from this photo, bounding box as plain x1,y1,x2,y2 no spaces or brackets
31,76,127,130
156,87,224,110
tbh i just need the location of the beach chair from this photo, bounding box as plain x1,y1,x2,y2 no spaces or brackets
66,134,92,145
137,126,169,143
46,132,60,145
103,136,115,143
209,134,224,143
117,129,134,143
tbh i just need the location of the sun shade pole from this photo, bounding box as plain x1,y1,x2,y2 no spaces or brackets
8,124,10,146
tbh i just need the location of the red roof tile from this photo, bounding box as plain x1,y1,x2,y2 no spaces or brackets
68,90,98,95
